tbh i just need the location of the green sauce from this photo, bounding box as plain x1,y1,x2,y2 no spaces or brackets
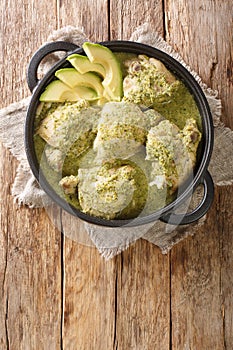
152,82,201,130
114,52,137,77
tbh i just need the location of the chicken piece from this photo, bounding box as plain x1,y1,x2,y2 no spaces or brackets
146,118,201,192
93,102,150,160
148,57,176,84
124,55,176,84
37,102,101,175
123,54,180,107
59,175,79,195
37,101,99,150
146,120,181,190
78,165,135,219
37,100,90,147
144,109,165,128
44,145,64,173
182,118,202,163
77,160,147,220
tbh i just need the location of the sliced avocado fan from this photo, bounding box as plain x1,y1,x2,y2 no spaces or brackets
82,42,123,102
55,68,104,98
39,43,123,103
67,53,106,78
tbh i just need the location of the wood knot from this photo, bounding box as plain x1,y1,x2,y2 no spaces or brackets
227,57,233,84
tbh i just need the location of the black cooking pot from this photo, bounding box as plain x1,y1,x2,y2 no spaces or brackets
25,40,214,227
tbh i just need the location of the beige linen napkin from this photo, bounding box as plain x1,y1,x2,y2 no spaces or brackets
0,24,232,259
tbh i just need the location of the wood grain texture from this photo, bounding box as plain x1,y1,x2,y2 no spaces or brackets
164,0,233,129
217,186,233,349
0,147,62,350
110,0,164,40
62,241,116,349
170,187,233,349
165,0,233,348
0,1,61,349
115,240,170,349
0,0,232,349
58,0,109,42
0,0,59,104
170,204,224,349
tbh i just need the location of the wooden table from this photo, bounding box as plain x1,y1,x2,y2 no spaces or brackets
0,1,232,349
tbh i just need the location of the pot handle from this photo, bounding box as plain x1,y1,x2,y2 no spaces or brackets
27,41,80,92
160,170,214,225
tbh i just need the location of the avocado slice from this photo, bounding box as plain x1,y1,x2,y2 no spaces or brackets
83,42,123,102
67,53,106,78
39,80,98,102
74,86,98,100
55,68,104,98
40,80,80,102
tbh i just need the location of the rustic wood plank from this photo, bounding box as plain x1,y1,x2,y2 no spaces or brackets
165,0,233,348
115,240,170,349
170,203,224,349
110,0,164,40
0,0,62,349
0,0,59,103
0,148,62,350
0,146,11,350
58,0,109,42
62,241,117,349
217,186,233,349
170,187,233,349
60,212,117,348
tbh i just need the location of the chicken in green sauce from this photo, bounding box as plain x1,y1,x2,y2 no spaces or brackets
36,100,100,175
93,101,149,160
60,160,148,220
123,54,201,129
34,51,202,221
146,118,201,193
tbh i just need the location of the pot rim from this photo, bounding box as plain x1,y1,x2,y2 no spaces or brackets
25,40,214,227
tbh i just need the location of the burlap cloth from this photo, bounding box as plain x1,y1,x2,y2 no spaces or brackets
1,24,233,259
